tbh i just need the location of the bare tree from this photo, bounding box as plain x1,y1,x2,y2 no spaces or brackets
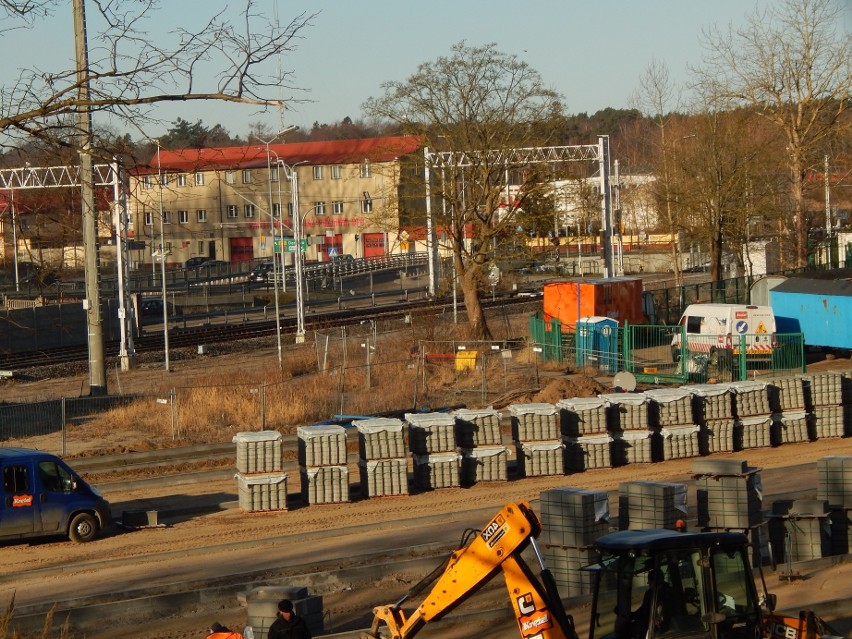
631,59,687,286
672,109,779,281
1,0,316,150
363,42,562,339
694,0,851,267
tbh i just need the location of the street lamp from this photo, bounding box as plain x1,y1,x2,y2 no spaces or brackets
150,139,171,372
290,166,306,342
8,187,19,292
257,126,298,369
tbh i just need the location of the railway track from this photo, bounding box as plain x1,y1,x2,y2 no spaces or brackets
0,295,539,371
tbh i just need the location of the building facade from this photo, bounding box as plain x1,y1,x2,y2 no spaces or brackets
128,136,422,267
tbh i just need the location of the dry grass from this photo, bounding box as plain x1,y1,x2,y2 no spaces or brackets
0,596,76,639
72,311,542,449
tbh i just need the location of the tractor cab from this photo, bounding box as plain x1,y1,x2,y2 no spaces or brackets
587,529,765,639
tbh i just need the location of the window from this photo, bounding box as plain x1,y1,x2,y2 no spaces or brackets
178,210,189,224
360,160,371,178
362,195,373,214
332,200,344,215
197,241,204,254
194,172,205,186
163,211,172,225
177,174,187,187
144,212,153,226
142,176,153,190
3,464,29,493
160,173,171,186
244,203,255,218
287,203,295,218
272,203,282,218
225,171,236,185
196,209,207,223
38,461,72,493
227,205,238,219
312,166,324,180
331,165,342,179
270,166,280,182
712,549,756,623
242,169,252,184
314,201,326,215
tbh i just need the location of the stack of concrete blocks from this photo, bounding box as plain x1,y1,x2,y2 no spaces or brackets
540,487,610,597
355,417,409,498
682,384,736,454
452,408,507,485
617,480,687,531
233,430,288,513
602,393,657,466
804,372,851,439
645,388,700,460
693,459,763,529
769,499,831,563
510,403,564,477
557,397,612,472
406,412,460,490
298,424,350,505
693,458,766,564
817,456,852,554
769,376,813,445
728,381,774,450
241,585,324,638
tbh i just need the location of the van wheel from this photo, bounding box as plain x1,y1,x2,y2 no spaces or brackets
69,512,98,543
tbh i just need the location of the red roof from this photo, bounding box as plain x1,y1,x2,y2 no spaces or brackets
141,136,422,174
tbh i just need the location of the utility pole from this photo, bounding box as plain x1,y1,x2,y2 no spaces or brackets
598,135,614,279
74,0,107,395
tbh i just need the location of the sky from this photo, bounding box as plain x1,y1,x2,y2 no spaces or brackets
3,0,852,142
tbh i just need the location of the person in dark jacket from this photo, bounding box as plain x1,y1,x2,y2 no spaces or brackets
267,599,311,639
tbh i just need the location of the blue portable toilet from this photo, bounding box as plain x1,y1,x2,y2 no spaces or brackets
575,316,619,373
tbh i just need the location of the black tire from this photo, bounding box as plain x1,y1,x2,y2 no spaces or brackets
68,512,98,543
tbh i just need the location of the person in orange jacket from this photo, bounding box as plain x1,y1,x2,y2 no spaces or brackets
207,621,244,639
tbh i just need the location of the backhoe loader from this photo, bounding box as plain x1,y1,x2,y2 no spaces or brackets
363,501,840,639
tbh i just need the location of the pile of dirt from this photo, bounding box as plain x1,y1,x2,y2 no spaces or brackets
489,373,611,408
532,375,610,403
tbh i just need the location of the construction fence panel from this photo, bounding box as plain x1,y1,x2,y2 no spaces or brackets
419,339,539,406
528,313,563,363
625,324,687,385
0,395,140,455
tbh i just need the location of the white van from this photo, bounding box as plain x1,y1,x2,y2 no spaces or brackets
671,304,776,363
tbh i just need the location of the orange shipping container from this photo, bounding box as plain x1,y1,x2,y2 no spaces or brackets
542,278,645,330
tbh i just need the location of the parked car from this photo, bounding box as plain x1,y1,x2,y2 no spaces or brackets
248,261,275,282
138,298,182,318
184,256,208,269
0,448,112,543
198,259,229,269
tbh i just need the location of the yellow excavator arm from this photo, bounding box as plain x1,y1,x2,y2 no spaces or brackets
364,501,578,639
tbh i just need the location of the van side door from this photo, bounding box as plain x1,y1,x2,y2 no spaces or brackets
36,459,76,534
1,461,38,537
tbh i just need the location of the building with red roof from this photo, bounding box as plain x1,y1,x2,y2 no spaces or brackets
128,135,424,266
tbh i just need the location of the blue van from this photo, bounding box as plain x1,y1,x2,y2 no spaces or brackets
0,448,112,543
